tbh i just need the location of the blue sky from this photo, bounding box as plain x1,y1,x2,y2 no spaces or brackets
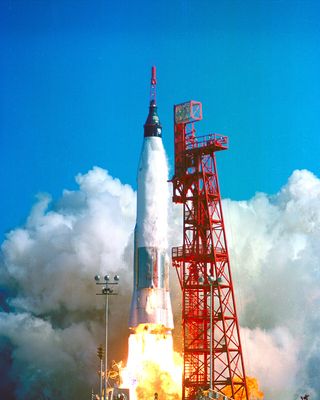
1,0,320,239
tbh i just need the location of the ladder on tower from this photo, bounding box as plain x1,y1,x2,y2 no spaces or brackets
171,101,248,400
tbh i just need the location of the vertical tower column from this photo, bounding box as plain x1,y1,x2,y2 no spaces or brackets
171,101,248,400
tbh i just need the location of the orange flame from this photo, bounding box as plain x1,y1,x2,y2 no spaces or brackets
120,324,182,400
119,325,263,400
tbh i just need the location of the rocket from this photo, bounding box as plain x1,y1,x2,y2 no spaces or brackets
129,67,174,333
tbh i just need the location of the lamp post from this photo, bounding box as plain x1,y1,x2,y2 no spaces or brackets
97,344,104,399
199,274,215,398
95,274,120,400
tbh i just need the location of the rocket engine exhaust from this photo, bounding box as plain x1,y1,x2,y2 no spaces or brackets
129,66,174,333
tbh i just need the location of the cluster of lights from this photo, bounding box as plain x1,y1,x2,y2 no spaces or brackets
95,274,120,295
95,274,120,282
198,275,215,284
198,275,223,285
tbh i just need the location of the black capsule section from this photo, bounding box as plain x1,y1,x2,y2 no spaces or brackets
144,100,162,138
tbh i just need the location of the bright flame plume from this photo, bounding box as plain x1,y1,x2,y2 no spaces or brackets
119,326,263,400
120,324,182,400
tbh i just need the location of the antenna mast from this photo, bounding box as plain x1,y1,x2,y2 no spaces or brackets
150,66,157,103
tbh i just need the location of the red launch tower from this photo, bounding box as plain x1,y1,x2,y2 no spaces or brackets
171,101,248,400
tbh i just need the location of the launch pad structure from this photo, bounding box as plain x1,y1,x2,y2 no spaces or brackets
171,101,248,400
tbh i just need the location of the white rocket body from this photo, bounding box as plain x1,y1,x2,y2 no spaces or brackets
129,99,174,332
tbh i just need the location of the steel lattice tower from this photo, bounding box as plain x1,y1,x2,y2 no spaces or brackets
171,101,248,400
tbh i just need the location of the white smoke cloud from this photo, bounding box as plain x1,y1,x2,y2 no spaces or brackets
222,169,320,399
1,167,319,399
0,166,136,399
241,327,300,399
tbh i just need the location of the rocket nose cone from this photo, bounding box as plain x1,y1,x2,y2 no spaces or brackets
144,100,162,138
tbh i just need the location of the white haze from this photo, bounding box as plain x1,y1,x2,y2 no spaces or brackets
1,167,320,399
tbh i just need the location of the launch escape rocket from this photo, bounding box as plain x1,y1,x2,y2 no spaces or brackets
129,67,174,332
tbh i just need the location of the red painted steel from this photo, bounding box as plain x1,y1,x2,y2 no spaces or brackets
150,66,157,102
171,101,248,400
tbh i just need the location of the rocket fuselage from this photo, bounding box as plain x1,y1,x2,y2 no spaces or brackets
129,96,174,332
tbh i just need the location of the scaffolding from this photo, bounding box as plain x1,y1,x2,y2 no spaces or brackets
171,101,248,400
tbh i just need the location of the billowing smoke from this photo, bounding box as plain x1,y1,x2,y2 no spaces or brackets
0,167,319,399
0,167,136,399
222,169,320,399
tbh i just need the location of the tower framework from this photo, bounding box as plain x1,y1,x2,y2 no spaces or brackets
171,101,248,400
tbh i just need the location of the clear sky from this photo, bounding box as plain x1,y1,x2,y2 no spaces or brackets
1,0,320,239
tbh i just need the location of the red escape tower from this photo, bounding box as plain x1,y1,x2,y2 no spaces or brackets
171,101,248,400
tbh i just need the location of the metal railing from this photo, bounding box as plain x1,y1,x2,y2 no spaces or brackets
182,133,228,151
172,245,225,259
